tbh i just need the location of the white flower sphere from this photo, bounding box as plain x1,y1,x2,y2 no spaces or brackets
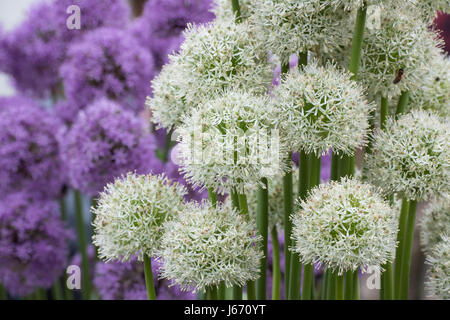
177,90,287,194
272,61,374,156
365,110,450,201
160,201,263,292
408,0,450,22
92,173,187,261
147,21,273,130
360,4,441,99
291,178,398,275
411,51,450,118
420,197,450,252
425,235,450,300
249,0,356,64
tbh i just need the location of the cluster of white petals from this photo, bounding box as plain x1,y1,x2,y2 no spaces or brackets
212,0,253,22
420,197,450,252
425,235,450,300
365,110,450,201
291,178,398,275
272,61,373,156
359,4,441,99
160,201,263,292
147,21,273,130
177,90,287,194
93,173,187,261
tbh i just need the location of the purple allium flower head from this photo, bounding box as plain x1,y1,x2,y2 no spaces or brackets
0,192,72,297
95,256,195,300
0,96,65,199
130,0,215,68
60,27,155,116
0,0,130,98
59,99,159,196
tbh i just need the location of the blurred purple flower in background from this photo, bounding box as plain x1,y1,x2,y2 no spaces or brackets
59,99,159,196
60,27,155,120
130,0,215,68
0,192,71,297
0,96,65,199
0,0,130,99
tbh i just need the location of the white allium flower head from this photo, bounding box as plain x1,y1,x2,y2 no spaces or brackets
291,178,398,275
411,51,450,118
147,21,273,130
160,200,263,292
408,0,450,22
249,0,355,64
92,172,187,261
212,0,253,22
247,167,299,230
177,90,288,194
360,3,441,99
365,110,450,201
425,235,450,300
272,61,374,156
420,197,450,252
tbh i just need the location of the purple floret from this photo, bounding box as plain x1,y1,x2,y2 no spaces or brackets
59,99,159,196
130,0,215,68
0,192,72,297
0,0,130,98
0,96,65,199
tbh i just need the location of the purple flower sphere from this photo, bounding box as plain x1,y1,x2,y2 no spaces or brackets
130,0,215,68
0,193,72,297
0,0,130,98
0,96,65,199
59,99,159,196
60,27,155,115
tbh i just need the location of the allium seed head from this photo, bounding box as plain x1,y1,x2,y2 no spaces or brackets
93,173,187,261
425,235,450,300
272,61,373,156
160,201,263,292
177,90,287,194
420,197,450,252
365,110,450,201
291,178,398,275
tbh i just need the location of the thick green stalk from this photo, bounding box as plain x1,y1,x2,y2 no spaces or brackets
348,3,368,80
330,153,340,181
231,0,242,23
208,188,218,207
271,226,281,300
382,263,394,300
380,96,389,131
238,192,255,300
143,254,157,300
395,91,410,118
59,197,73,300
345,271,354,300
36,288,47,300
218,283,226,300
0,284,6,300
282,156,293,296
352,271,360,300
230,189,244,300
327,272,336,300
399,200,417,300
394,198,410,299
256,178,269,300
321,270,329,300
74,190,91,300
335,274,345,300
206,286,218,300
302,264,314,300
52,281,63,300
298,52,308,69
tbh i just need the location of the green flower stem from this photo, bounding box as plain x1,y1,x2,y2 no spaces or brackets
380,96,389,131
231,0,242,23
399,200,417,300
352,271,360,300
270,226,281,300
395,91,410,118
394,198,410,299
36,288,47,300
143,254,157,300
59,197,73,300
298,151,310,199
59,198,67,221
256,178,269,300
382,262,394,300
74,190,91,300
51,280,63,300
0,284,6,300
301,264,314,300
218,283,226,300
345,271,353,300
321,270,329,300
230,189,244,300
348,2,368,80
330,153,340,181
198,291,206,300
335,274,345,300
327,272,336,300
282,155,294,297
208,188,218,207
206,286,218,300
298,52,308,69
